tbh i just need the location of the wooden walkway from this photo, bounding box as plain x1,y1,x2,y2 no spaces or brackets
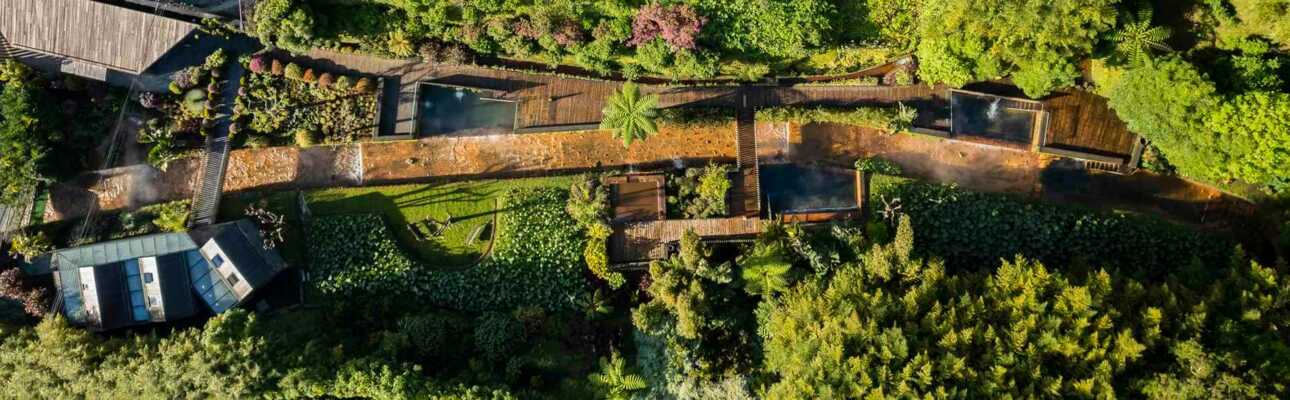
610,218,764,263
1041,89,1137,158
299,50,945,132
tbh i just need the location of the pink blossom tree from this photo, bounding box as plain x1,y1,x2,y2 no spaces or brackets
628,3,706,50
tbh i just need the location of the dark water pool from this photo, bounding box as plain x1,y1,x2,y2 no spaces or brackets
416,84,516,135
760,164,858,212
950,93,1037,144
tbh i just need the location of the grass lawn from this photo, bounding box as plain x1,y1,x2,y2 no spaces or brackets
304,175,579,267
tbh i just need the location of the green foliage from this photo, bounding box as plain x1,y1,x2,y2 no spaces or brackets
669,164,732,218
915,0,1117,97
588,351,648,400
756,103,914,133
309,188,588,311
1202,91,1290,192
241,70,377,144
1106,56,1221,180
293,128,318,147
634,230,752,380
1111,9,1172,64
203,48,229,71
760,218,1290,398
737,240,795,297
142,200,191,233
692,0,835,59
8,231,52,258
567,178,622,288
0,78,56,206
601,82,659,147
854,157,902,175
656,107,735,129
252,0,317,53
284,63,303,80
869,174,1233,276
474,312,524,362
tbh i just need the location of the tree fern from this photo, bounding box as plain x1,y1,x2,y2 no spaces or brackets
601,82,660,147
1111,9,1171,64
589,351,648,400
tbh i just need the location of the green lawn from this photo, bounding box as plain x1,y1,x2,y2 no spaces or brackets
303,176,579,267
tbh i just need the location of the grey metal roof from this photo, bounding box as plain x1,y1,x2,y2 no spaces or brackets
209,220,286,288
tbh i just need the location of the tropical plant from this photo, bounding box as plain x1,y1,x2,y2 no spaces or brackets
8,231,52,259
589,351,648,400
388,31,416,58
148,200,190,233
601,82,659,147
1111,9,1172,64
738,241,794,297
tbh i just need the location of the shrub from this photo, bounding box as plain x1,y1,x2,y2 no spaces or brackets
293,128,317,147
138,92,163,110
270,59,285,75
172,67,203,89
868,174,1233,275
670,164,732,218
757,103,914,133
333,75,354,91
301,68,317,83
203,48,228,71
419,41,447,63
245,135,272,148
474,312,524,362
284,63,302,79
354,77,374,93
317,72,334,87
143,200,190,233
443,44,474,65
657,107,736,129
855,157,902,175
629,3,706,50
248,55,269,73
8,231,52,259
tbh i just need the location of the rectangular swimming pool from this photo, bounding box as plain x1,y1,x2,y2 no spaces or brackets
416,83,516,136
950,91,1040,145
760,164,859,213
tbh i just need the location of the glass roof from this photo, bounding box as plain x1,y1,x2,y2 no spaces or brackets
51,233,197,270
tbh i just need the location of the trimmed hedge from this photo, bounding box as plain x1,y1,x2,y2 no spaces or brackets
756,104,914,133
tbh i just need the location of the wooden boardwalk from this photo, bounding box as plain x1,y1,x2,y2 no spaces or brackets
300,50,946,131
1041,89,1138,158
610,218,764,263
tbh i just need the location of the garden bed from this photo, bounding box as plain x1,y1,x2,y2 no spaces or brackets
304,176,578,267
237,56,378,147
868,174,1234,277
307,187,588,311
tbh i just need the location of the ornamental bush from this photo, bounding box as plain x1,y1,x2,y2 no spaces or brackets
629,3,706,50
284,63,302,80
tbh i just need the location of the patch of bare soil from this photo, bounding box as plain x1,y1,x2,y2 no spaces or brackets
794,123,1050,194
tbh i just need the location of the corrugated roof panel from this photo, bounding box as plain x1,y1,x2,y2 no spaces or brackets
50,233,197,269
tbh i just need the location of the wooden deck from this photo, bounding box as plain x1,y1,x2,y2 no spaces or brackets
1041,89,1138,158
301,49,946,132
610,218,764,263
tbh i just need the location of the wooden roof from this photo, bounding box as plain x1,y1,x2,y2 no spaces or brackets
0,0,196,73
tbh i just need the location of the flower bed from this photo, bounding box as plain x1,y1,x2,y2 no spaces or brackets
236,55,378,147
309,187,588,311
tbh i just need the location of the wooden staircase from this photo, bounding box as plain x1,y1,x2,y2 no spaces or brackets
731,106,761,217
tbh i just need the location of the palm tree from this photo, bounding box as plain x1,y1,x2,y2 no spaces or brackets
739,242,795,297
1111,9,1171,64
588,351,648,400
601,82,659,147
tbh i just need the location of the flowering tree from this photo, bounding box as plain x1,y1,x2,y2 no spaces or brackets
629,3,706,50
